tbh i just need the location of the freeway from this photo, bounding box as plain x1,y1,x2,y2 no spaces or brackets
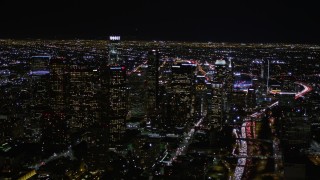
234,122,248,180
127,60,148,75
233,102,279,179
233,81,312,179
295,81,312,99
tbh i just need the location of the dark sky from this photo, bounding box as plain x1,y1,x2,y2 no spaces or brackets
1,0,319,43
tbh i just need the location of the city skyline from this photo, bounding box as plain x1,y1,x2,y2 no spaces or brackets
1,1,320,178
1,38,320,179
1,0,320,43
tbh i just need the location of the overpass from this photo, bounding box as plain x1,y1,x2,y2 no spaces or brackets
233,81,311,179
18,146,75,180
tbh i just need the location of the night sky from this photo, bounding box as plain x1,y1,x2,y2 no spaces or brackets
1,0,319,43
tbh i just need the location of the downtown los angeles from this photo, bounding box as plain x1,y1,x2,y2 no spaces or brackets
0,38,320,179
1,1,320,179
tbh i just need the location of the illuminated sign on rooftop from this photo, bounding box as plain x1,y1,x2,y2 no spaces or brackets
172,65,181,68
31,56,51,59
29,70,50,76
110,66,125,70
215,59,226,65
110,36,120,41
181,63,197,66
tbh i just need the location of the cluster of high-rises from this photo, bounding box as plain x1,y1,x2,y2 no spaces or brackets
1,39,320,179
0,37,241,148
13,37,128,153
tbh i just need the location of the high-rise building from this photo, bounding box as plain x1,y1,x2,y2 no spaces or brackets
108,36,121,65
225,58,234,93
214,59,227,83
145,50,160,128
207,59,227,129
207,82,223,129
246,87,256,110
47,57,69,144
166,60,196,127
128,65,147,118
100,36,128,149
101,66,127,149
194,75,208,118
68,63,99,131
50,57,68,113
30,56,50,72
28,56,51,143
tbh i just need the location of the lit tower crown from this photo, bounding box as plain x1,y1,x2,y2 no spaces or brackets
214,59,226,83
215,59,226,66
108,36,121,65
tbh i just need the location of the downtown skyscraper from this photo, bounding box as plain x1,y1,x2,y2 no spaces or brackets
101,36,128,149
28,56,51,143
145,50,160,128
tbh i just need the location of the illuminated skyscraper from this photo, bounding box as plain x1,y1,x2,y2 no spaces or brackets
214,59,227,83
207,59,227,129
247,87,256,109
28,56,51,142
207,82,223,129
225,58,234,93
47,57,69,144
145,50,160,128
50,57,68,113
30,56,50,72
101,36,128,149
68,63,99,131
128,65,147,118
194,75,208,118
108,36,121,65
166,60,196,127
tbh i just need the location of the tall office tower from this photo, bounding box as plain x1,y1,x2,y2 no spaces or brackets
108,36,121,65
128,65,147,118
157,58,172,127
50,57,68,113
246,87,256,110
260,62,265,79
28,56,51,143
225,58,236,116
30,56,50,72
166,60,196,127
281,115,311,178
225,58,234,93
145,50,160,128
101,36,128,149
47,57,69,144
68,63,99,132
194,75,208,118
207,59,227,129
214,59,227,83
207,82,223,129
